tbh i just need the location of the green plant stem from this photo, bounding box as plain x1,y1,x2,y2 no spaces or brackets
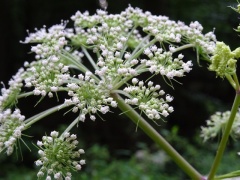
208,92,240,180
233,74,240,90
226,75,236,89
111,93,203,180
82,47,99,70
61,116,80,136
129,38,157,60
215,170,240,180
59,50,100,82
130,35,150,59
172,44,195,53
120,25,137,58
18,91,34,99
24,104,67,127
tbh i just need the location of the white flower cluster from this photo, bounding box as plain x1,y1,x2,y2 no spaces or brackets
95,45,139,85
14,6,216,125
1,7,217,128
0,68,24,111
142,15,216,54
71,9,143,49
0,109,25,155
23,56,70,97
143,46,193,78
21,22,73,60
36,131,85,180
72,7,215,53
124,78,174,120
0,6,219,180
64,71,117,122
68,7,216,87
201,109,240,142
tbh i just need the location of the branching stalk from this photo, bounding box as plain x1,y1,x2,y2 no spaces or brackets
226,75,236,89
81,47,99,70
208,92,240,180
111,93,203,180
24,104,68,127
59,51,100,82
172,44,195,53
61,117,80,137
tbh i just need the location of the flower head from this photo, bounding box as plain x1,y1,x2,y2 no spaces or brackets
143,47,193,78
20,7,217,124
35,131,85,180
201,109,240,142
1,5,221,179
124,79,174,120
0,68,24,111
69,6,215,87
64,72,117,121
21,22,73,60
23,56,70,97
0,109,25,155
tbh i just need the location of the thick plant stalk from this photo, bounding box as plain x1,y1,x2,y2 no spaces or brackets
208,92,240,180
111,93,204,180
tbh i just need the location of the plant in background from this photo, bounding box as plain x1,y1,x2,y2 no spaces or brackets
1,1,240,179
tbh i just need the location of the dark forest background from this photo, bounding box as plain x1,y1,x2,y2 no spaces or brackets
0,0,240,179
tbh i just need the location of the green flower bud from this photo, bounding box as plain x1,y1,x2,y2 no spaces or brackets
232,47,240,58
209,42,237,78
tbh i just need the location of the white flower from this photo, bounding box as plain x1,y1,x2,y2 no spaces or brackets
80,159,86,165
37,171,44,178
90,115,96,121
37,141,43,147
35,160,43,166
116,42,123,50
75,164,82,170
79,114,86,122
166,95,173,102
100,106,109,114
54,172,61,179
50,131,59,138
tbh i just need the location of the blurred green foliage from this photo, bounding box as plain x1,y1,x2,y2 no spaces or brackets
1,129,240,179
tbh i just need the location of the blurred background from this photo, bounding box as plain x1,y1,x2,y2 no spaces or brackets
0,0,240,179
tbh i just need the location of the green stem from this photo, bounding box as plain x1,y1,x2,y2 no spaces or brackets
60,50,87,71
113,64,148,90
172,44,195,53
129,38,157,61
111,93,203,180
61,116,80,137
120,25,138,58
24,104,68,127
17,87,69,99
59,50,100,82
208,92,240,180
233,73,240,90
226,75,236,89
81,47,99,70
18,91,34,99
215,170,240,180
